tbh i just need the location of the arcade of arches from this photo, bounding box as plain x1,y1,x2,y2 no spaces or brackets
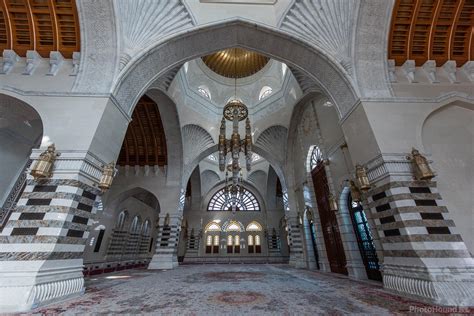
0,0,473,313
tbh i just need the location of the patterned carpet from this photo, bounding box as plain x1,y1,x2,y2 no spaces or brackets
29,264,470,315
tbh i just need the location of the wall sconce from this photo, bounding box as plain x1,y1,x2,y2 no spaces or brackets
408,148,435,180
30,143,60,179
355,164,371,191
328,194,338,211
98,161,116,192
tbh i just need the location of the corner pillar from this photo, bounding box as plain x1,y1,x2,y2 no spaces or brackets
0,150,105,312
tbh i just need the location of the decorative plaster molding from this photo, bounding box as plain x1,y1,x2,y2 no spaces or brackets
255,125,288,165
0,50,19,75
402,60,416,83
363,153,414,183
388,60,397,83
289,66,321,94
280,0,357,74
461,61,474,82
47,51,64,76
71,52,80,76
422,60,438,84
443,60,458,84
182,124,215,166
152,64,183,92
23,51,42,76
117,0,194,70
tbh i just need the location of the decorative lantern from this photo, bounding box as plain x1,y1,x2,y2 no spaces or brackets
328,194,338,211
355,164,371,191
349,180,362,202
30,144,60,179
98,161,116,192
410,148,435,180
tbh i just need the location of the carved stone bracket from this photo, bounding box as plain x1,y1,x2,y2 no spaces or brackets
47,51,64,76
0,50,19,75
23,51,42,75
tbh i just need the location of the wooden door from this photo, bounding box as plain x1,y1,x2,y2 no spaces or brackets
312,163,348,275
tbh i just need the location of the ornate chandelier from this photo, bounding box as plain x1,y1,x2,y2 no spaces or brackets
218,99,253,212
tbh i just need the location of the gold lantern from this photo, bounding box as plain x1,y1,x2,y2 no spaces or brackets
349,180,362,202
98,161,116,192
328,194,338,211
355,164,371,191
410,148,435,180
30,144,60,179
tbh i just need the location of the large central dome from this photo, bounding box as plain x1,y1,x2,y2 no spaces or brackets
202,48,269,78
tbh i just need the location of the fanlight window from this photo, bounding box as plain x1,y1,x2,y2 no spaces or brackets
208,188,260,211
226,223,241,232
259,86,273,100
205,222,221,232
310,146,323,170
251,153,261,163
246,221,262,231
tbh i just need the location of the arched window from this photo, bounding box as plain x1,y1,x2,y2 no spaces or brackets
248,235,254,246
130,216,141,234
116,211,128,230
310,146,323,170
208,188,260,211
227,235,233,246
142,219,151,236
259,86,273,100
246,221,262,231
224,220,243,232
205,222,221,232
255,235,261,246
234,235,240,246
198,86,211,99
349,195,382,281
206,235,212,246
213,235,219,246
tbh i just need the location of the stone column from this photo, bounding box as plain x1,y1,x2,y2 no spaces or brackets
363,153,474,306
148,214,181,270
0,150,104,312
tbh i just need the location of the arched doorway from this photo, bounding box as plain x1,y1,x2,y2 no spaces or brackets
310,147,347,275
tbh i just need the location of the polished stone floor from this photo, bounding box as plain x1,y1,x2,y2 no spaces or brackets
31,264,451,315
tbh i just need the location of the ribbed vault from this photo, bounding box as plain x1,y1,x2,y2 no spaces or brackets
118,95,167,166
389,0,474,66
0,0,80,58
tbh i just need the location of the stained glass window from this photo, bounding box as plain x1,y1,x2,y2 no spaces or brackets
207,188,260,211
310,146,323,170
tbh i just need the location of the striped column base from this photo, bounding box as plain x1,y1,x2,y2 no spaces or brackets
383,263,474,307
0,260,84,312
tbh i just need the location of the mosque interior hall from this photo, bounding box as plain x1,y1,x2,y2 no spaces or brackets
0,0,473,314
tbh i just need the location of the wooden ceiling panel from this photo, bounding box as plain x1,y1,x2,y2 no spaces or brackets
389,0,474,66
118,95,168,167
0,0,79,58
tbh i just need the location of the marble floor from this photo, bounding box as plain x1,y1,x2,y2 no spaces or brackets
30,264,464,315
